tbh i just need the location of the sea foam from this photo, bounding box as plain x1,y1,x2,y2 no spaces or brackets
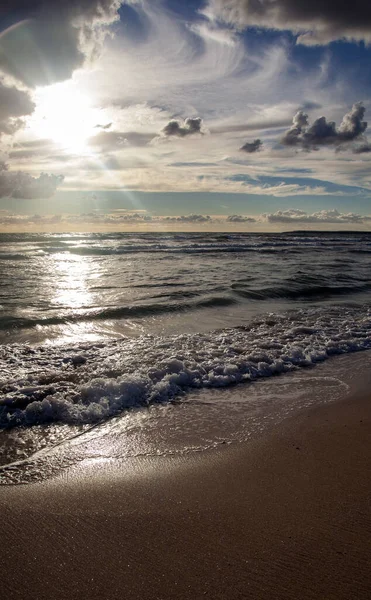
1,305,371,427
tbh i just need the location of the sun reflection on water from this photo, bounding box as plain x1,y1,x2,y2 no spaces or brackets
39,252,107,345
51,252,96,310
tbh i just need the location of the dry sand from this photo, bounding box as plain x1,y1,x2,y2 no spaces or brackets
1,388,370,600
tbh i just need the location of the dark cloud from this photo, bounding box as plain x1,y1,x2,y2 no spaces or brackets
0,81,35,136
94,122,112,130
0,1,121,87
0,163,63,198
281,103,369,150
353,143,371,154
281,110,309,146
338,103,368,140
227,214,256,222
240,139,262,153
265,208,370,224
165,214,212,222
0,82,35,121
162,117,204,138
204,0,371,45
300,101,323,111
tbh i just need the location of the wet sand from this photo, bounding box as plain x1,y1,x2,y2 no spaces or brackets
1,389,370,600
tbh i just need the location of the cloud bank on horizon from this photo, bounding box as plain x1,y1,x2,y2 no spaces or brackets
1,208,370,231
0,0,370,221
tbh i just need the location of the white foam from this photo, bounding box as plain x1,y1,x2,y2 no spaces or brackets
1,305,371,427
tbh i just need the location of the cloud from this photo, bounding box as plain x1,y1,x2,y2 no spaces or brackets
3,209,371,230
169,162,219,168
265,208,371,224
281,103,369,150
240,139,262,153
162,117,204,138
0,211,151,226
0,164,64,198
80,154,149,171
353,143,371,154
0,212,63,225
211,117,292,134
210,103,321,136
75,211,153,224
202,0,371,45
0,81,35,136
88,130,154,150
94,122,112,130
188,22,238,46
300,101,323,111
9,138,57,160
164,214,212,222
0,0,122,87
227,214,256,222
13,138,54,149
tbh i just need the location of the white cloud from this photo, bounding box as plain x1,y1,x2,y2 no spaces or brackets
264,208,371,223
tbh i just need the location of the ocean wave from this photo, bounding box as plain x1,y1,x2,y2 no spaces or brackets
232,283,371,300
2,232,371,259
230,271,371,301
0,296,237,330
41,244,299,256
1,305,371,428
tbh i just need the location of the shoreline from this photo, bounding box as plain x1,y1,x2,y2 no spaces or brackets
1,383,371,599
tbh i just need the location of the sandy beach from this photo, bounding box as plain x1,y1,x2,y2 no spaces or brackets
1,386,370,600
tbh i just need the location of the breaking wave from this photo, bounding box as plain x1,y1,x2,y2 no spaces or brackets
1,305,371,428
0,296,237,330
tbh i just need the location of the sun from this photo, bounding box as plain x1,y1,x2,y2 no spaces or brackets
29,82,100,153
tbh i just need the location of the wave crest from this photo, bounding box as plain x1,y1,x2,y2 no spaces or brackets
1,305,371,427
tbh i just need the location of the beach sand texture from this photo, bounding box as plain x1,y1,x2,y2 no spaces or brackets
1,387,370,600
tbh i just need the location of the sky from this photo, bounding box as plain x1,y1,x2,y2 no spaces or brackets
1,0,371,231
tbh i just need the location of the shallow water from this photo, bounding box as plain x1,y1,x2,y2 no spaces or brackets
1,351,369,485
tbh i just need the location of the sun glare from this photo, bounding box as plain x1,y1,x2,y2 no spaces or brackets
29,82,100,153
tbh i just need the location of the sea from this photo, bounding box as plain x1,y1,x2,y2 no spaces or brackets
1,230,371,484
